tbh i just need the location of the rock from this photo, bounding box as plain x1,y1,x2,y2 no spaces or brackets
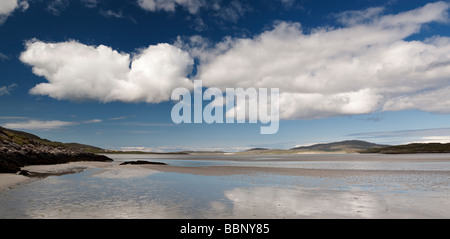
18,170,30,176
0,127,113,174
120,161,167,166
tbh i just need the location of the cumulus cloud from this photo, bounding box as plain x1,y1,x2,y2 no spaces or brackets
20,40,194,103
191,1,450,119
17,2,450,121
383,86,450,113
0,0,28,24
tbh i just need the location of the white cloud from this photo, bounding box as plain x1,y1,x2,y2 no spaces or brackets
81,0,98,8
109,116,128,120
46,0,99,15
20,40,194,103
383,86,450,113
137,0,250,23
2,120,78,130
46,0,69,16
279,0,295,8
191,2,450,119
16,2,450,121
0,84,17,96
0,52,9,61
137,0,205,14
415,136,450,144
349,127,450,144
0,116,28,119
0,0,28,24
99,9,124,19
334,7,385,26
82,119,102,123
2,118,103,131
213,0,250,23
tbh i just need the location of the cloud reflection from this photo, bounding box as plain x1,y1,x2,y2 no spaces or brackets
207,186,382,219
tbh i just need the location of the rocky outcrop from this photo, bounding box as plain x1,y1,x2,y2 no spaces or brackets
120,160,167,166
0,127,112,174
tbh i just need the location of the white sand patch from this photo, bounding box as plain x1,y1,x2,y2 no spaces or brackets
22,162,113,174
0,174,31,192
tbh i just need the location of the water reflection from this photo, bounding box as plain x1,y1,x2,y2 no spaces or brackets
206,186,382,219
107,154,450,171
206,186,450,219
1,154,450,218
24,199,189,219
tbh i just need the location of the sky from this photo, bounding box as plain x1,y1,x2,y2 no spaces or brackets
2,0,450,152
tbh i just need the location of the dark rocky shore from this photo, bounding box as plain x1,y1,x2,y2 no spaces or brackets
120,160,167,166
0,126,112,174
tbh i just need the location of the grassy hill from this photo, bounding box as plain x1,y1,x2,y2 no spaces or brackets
237,140,389,154
291,140,389,153
0,126,105,153
362,143,450,154
0,126,112,173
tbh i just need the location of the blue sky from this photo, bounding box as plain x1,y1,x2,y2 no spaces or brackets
2,0,450,152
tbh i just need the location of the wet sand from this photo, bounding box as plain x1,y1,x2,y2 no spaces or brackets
140,164,450,178
1,155,450,218
2,154,450,190
0,162,113,191
22,161,113,175
0,174,30,192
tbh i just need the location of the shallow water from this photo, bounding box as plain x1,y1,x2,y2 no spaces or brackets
111,153,450,170
1,154,450,218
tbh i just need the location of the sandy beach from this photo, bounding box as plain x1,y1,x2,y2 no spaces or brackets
0,174,31,192
139,163,450,178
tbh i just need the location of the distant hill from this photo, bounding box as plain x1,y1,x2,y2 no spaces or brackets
0,126,112,173
362,143,450,154
63,143,105,153
0,126,106,153
245,148,270,152
291,140,389,153
177,151,225,155
236,140,389,154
